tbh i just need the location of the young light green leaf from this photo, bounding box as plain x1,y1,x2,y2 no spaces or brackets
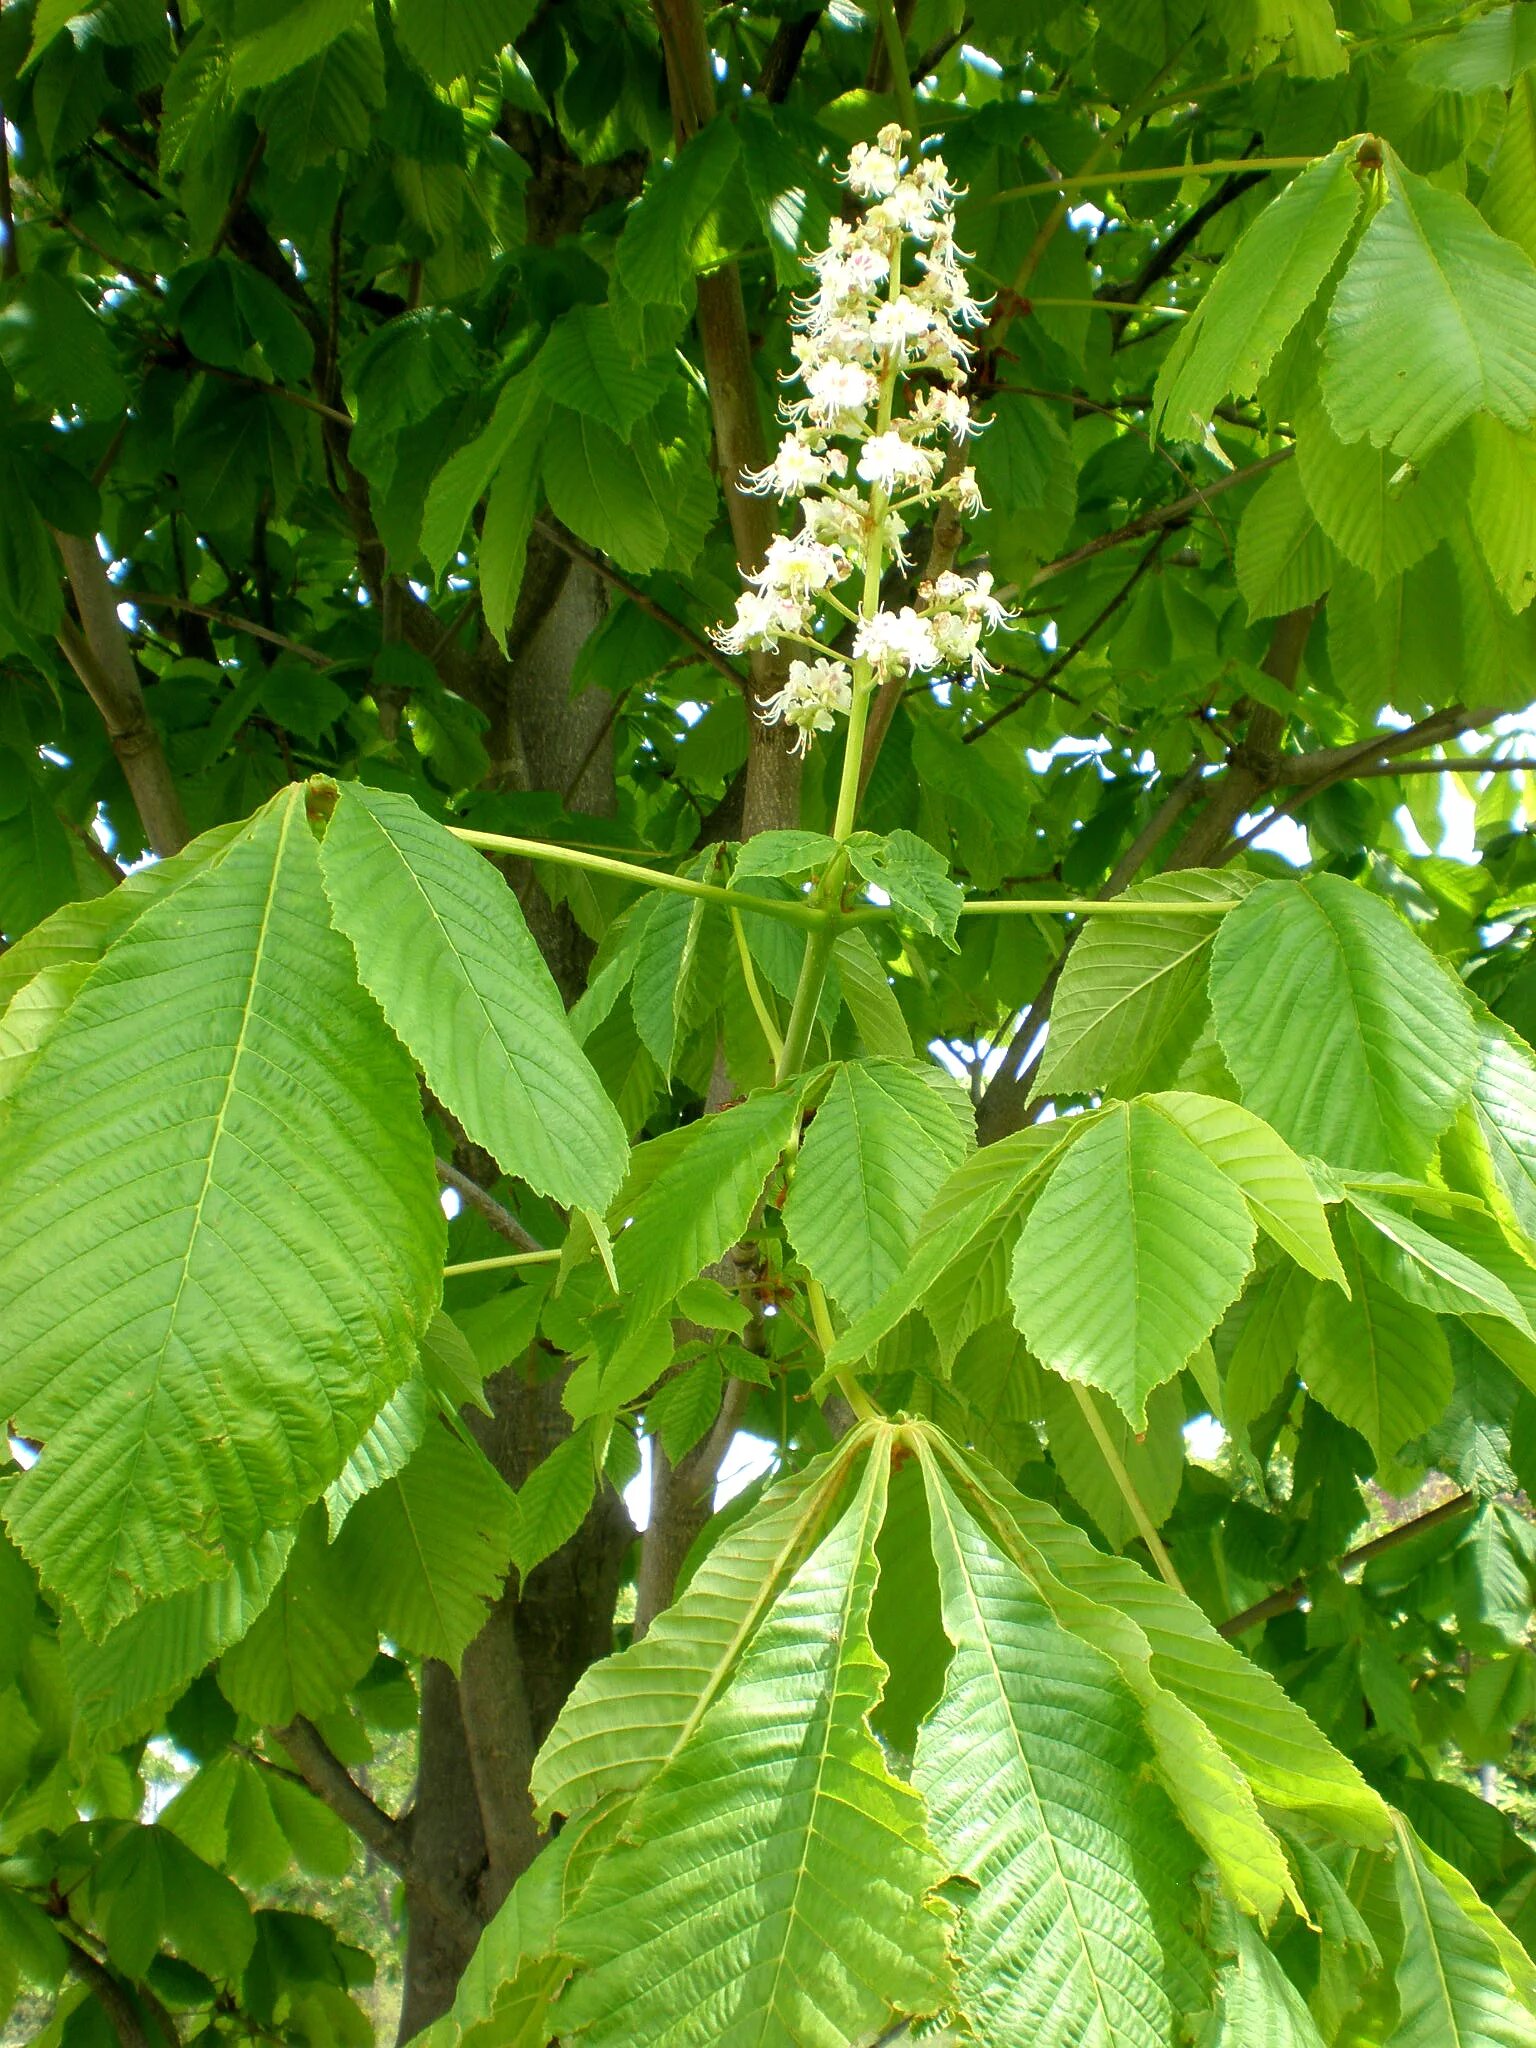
1323,152,1536,461
420,370,539,580
1413,4,1536,92
1224,1265,1314,1440
1155,147,1364,436
217,1510,377,1727
1213,1912,1326,2047
534,304,670,440
1011,1099,1256,1427
1037,870,1250,1097
511,1425,597,1581
1210,874,1477,1174
1295,380,1471,589
831,930,913,1056
846,828,963,945
1037,1375,1184,1553
0,787,442,1636
783,1059,975,1322
1346,1190,1533,1335
319,780,627,1214
1149,1090,1348,1288
646,1350,723,1464
1390,1814,1536,2047
1467,1012,1536,1242
614,119,741,308
555,1448,954,2047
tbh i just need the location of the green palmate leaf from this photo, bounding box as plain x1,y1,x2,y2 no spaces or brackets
511,1423,597,1580
1224,1264,1313,1439
0,787,442,1635
646,1350,722,1462
1323,152,1536,462
614,118,741,308
783,1058,974,1322
628,887,712,1080
217,1510,377,1725
533,1437,863,1823
611,1085,803,1323
1212,1912,1325,2046
334,1417,516,1668
392,0,534,85
1011,1098,1256,1427
1209,874,1477,1174
480,413,543,651
0,960,89,1105
914,1452,1188,2048
541,405,672,573
227,0,366,94
1037,870,1250,1097
1345,1191,1533,1335
535,304,670,440
1485,72,1536,261
1149,1091,1347,1287
1155,146,1364,437
254,25,385,165
1295,384,1470,589
1235,457,1335,621
1300,1226,1453,1459
555,1446,955,2047
319,780,626,1213
826,1123,1079,1369
1390,1815,1536,2046
90,1824,254,1983
62,1529,294,1750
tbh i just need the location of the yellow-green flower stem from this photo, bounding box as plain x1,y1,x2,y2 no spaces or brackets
807,1275,880,1423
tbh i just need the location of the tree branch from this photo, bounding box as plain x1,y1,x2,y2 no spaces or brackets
435,1158,544,1255
1029,447,1293,590
755,4,825,100
1218,1489,1476,1639
53,533,188,857
62,1938,161,2048
271,1717,413,1873
121,589,333,668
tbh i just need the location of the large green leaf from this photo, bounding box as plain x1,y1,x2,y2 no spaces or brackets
533,1437,866,1823
1295,383,1469,590
0,787,443,1634
783,1058,974,1322
1011,1099,1256,1427
217,1509,377,1726
393,0,534,84
1323,152,1536,461
1390,1816,1536,2046
1300,1227,1453,1459
1037,871,1249,1097
555,1447,955,2046
611,1085,803,1323
913,1453,1186,2048
319,779,627,1213
1235,458,1335,621
1466,1013,1536,1242
1346,1191,1533,1335
333,1417,516,1668
1210,875,1477,1174
1037,1376,1184,1555
1212,1912,1325,2046
1155,147,1363,436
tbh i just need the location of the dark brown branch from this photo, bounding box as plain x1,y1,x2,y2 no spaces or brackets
435,1159,544,1255
1099,162,1266,338
530,519,741,692
1218,1489,1475,1639
1030,447,1293,590
121,590,332,668
53,534,189,858
755,4,825,100
271,1717,412,1873
62,1938,162,2048
964,534,1167,744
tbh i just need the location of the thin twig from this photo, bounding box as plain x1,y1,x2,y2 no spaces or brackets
1219,1489,1475,1638
1028,447,1293,589
435,1159,545,1254
270,1718,412,1872
120,590,333,667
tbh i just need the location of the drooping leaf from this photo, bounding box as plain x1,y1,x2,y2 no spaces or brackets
217,1510,377,1726
392,0,535,85
913,1451,1187,2048
1235,458,1335,621
1299,1225,1453,1459
0,787,443,1635
555,1445,955,2047
319,779,627,1213
1011,1098,1256,1427
1389,1815,1536,2047
1210,874,1477,1174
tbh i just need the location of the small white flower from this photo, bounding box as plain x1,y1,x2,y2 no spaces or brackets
856,430,943,493
804,358,879,421
945,466,986,517
742,435,844,500
760,657,855,754
750,532,848,599
855,606,941,678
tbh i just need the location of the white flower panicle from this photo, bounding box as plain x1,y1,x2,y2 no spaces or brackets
714,123,1011,755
